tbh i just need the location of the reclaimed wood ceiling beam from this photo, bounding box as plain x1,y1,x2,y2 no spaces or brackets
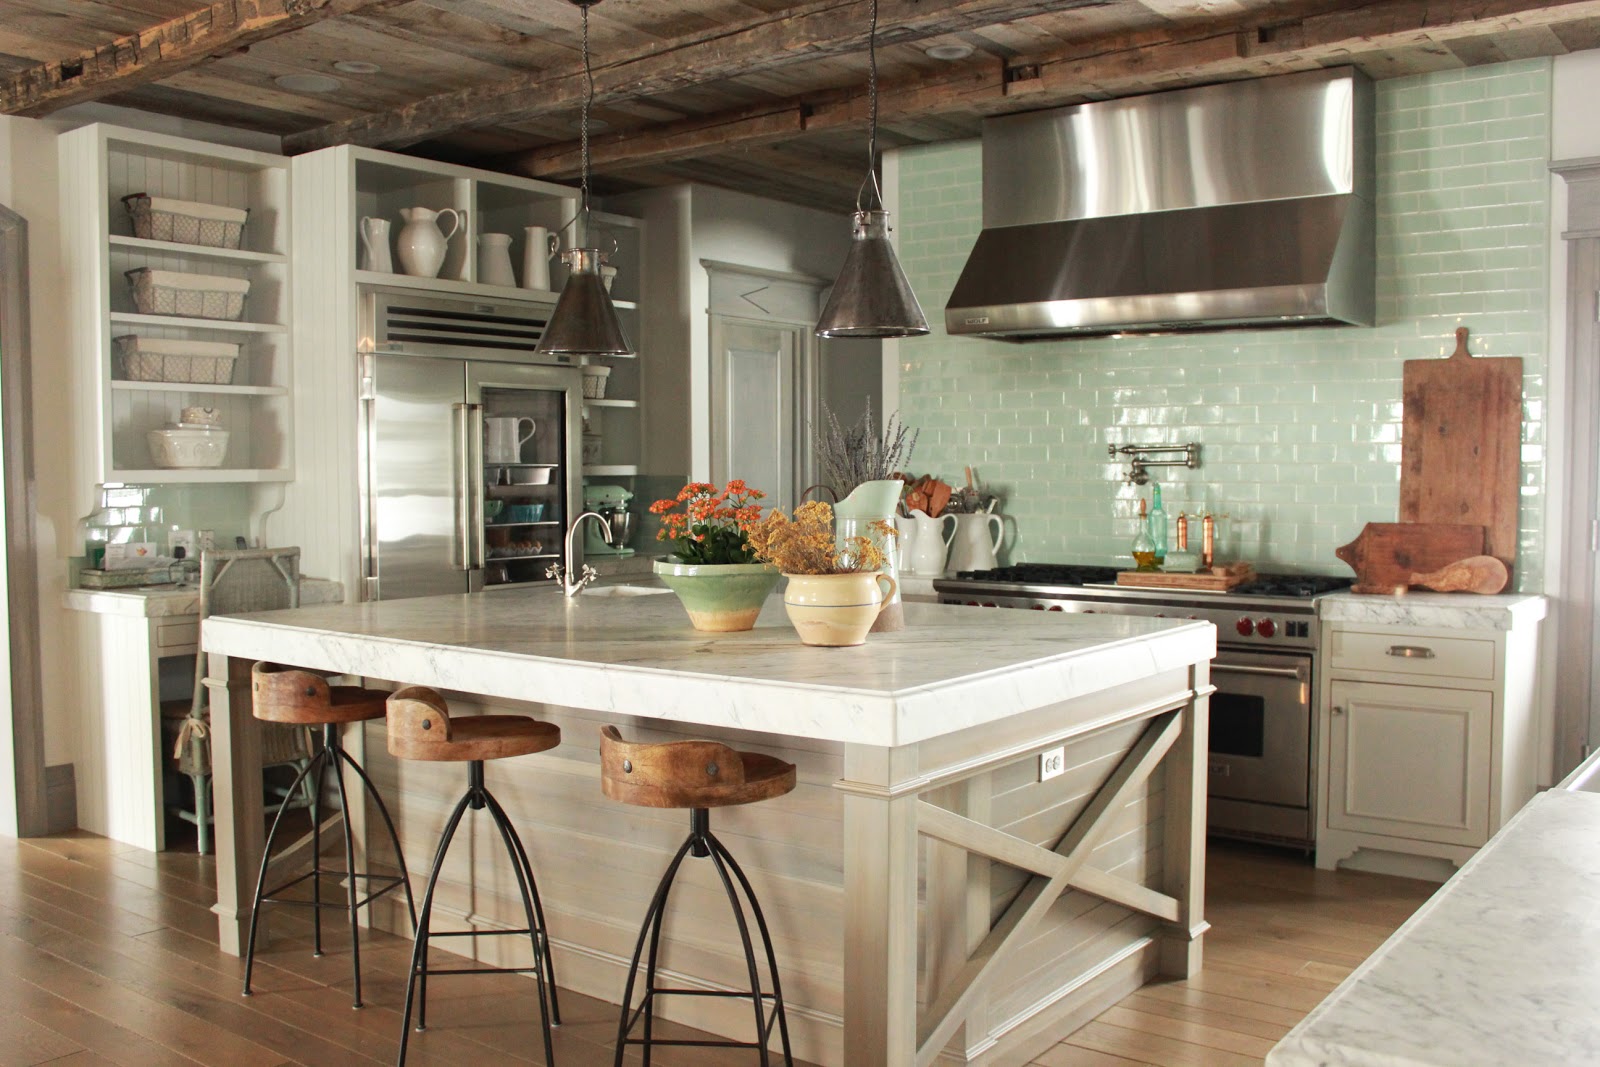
280,0,1116,154
0,0,407,117
512,0,1600,180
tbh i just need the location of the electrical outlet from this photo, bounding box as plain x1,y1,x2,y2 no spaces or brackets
1039,746,1065,782
197,530,216,551
169,529,196,558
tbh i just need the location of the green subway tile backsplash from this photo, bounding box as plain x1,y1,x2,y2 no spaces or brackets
892,60,1550,590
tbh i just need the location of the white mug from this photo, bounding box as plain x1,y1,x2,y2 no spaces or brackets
484,416,536,463
521,226,560,291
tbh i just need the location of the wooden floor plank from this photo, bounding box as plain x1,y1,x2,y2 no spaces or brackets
0,1004,86,1066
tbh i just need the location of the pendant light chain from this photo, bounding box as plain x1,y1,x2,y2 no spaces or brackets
859,0,883,213
580,2,593,218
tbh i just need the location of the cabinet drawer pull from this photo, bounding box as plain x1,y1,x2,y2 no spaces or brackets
1386,645,1436,659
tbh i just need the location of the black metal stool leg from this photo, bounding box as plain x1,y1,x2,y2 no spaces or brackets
614,834,697,1067
311,745,326,957
242,745,326,997
336,739,418,933
327,726,365,1009
396,788,473,1067
482,792,557,1066
709,832,793,1064
482,789,561,1024
705,844,770,1067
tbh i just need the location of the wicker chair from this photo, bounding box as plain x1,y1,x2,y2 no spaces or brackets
169,547,314,854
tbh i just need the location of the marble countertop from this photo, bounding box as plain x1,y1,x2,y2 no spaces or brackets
1318,590,1547,631
1269,786,1600,1066
65,577,344,618
201,587,1215,748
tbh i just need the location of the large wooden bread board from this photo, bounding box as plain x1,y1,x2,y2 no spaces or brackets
1400,327,1521,578
1116,563,1255,591
1335,521,1486,594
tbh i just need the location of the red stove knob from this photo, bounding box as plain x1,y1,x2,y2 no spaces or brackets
965,600,980,606
982,602,998,608
1187,615,1199,620
1155,612,1166,618
1235,616,1254,637
1031,604,1046,610
1048,605,1064,611
1256,618,1276,638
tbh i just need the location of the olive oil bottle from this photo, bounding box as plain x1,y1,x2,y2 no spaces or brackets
1132,497,1158,571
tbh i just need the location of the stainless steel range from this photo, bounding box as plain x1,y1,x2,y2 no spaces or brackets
934,564,1352,849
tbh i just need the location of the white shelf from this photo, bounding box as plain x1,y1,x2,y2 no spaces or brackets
582,398,637,408
108,468,294,484
112,381,287,396
353,269,638,310
583,465,638,476
110,311,287,334
109,235,286,264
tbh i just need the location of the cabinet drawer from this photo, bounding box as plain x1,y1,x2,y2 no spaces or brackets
155,619,199,652
1328,630,1496,681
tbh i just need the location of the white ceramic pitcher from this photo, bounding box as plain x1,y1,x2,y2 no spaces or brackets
396,206,460,279
358,216,392,272
484,416,535,463
478,233,515,287
834,479,905,632
905,509,958,576
947,512,1004,573
521,226,559,291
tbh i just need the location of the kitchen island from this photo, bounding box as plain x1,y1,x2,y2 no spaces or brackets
201,589,1214,1066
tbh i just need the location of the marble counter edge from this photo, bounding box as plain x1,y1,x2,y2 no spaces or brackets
1317,591,1547,631
200,612,1215,749
65,577,345,618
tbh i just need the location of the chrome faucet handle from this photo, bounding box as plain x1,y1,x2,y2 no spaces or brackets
545,562,566,582
578,564,601,588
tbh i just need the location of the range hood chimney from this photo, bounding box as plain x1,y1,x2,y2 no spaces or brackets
945,67,1375,340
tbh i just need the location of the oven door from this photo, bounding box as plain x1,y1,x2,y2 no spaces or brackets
1206,649,1311,809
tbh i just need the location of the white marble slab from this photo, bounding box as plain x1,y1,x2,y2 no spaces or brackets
201,588,1215,748
1269,787,1600,1067
1318,590,1547,631
65,576,344,618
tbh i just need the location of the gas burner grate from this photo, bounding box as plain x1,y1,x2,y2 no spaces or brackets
1234,574,1352,598
954,563,1119,587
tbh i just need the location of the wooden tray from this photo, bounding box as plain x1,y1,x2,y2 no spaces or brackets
1116,563,1255,591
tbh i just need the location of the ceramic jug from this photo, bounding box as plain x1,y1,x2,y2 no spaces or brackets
396,206,460,279
521,226,559,291
947,512,1004,573
906,509,958,576
358,216,392,273
478,233,515,287
484,416,536,463
834,478,905,632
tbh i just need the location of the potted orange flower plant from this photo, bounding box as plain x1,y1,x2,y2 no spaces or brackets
747,501,898,647
649,480,778,632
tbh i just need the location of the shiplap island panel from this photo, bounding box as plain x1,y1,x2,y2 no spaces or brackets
201,590,1215,1066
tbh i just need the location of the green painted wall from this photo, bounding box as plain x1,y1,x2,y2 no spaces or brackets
893,60,1551,589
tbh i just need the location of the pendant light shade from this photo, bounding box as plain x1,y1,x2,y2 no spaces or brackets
815,209,928,339
536,0,634,358
814,0,927,340
538,248,631,356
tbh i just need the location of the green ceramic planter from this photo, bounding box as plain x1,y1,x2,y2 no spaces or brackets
652,559,780,632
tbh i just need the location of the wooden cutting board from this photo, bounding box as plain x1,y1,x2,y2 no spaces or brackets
1335,522,1486,594
1400,327,1522,578
1116,563,1254,591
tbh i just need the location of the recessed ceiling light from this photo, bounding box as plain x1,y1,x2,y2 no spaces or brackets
333,60,381,75
925,42,975,61
274,73,343,93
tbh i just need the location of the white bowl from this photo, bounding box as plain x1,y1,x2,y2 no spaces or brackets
148,427,229,469
180,405,222,426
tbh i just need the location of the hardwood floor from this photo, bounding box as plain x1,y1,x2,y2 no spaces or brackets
0,832,1433,1066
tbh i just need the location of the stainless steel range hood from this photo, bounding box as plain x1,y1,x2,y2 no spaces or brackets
945,67,1375,340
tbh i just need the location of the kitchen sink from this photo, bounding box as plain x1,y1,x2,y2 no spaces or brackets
584,584,671,598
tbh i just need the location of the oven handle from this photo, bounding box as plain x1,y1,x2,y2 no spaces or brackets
1212,662,1307,680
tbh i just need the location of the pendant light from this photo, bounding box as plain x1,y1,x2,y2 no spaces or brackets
814,0,929,339
538,0,633,358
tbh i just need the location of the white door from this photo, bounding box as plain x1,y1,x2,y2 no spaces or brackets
710,317,806,511
1327,679,1492,847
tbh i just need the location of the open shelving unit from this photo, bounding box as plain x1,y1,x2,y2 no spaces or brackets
62,124,294,484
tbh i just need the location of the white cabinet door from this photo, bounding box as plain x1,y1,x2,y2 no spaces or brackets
1327,680,1493,847
709,318,805,510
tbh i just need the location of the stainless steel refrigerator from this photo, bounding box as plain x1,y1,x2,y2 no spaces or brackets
358,288,583,601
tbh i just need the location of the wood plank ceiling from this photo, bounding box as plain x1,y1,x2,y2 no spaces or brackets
3,0,1600,210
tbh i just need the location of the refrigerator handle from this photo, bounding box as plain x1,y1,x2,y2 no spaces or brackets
467,403,487,571
452,403,477,572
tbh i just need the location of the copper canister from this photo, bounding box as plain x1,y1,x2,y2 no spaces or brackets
1176,512,1188,552
1201,514,1215,569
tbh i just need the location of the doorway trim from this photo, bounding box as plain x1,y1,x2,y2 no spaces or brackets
0,202,47,837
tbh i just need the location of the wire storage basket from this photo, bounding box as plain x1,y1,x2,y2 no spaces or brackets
114,335,240,385
126,268,250,320
121,194,248,249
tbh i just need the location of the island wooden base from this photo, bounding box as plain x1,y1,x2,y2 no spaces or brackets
210,655,1209,1067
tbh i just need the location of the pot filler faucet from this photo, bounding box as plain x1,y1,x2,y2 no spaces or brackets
549,512,614,597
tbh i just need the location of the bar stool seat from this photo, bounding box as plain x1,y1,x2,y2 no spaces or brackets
242,663,417,1010
387,686,562,1067
600,725,796,1066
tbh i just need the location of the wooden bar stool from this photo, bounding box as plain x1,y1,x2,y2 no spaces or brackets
386,686,562,1067
242,662,417,1009
599,725,796,1066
